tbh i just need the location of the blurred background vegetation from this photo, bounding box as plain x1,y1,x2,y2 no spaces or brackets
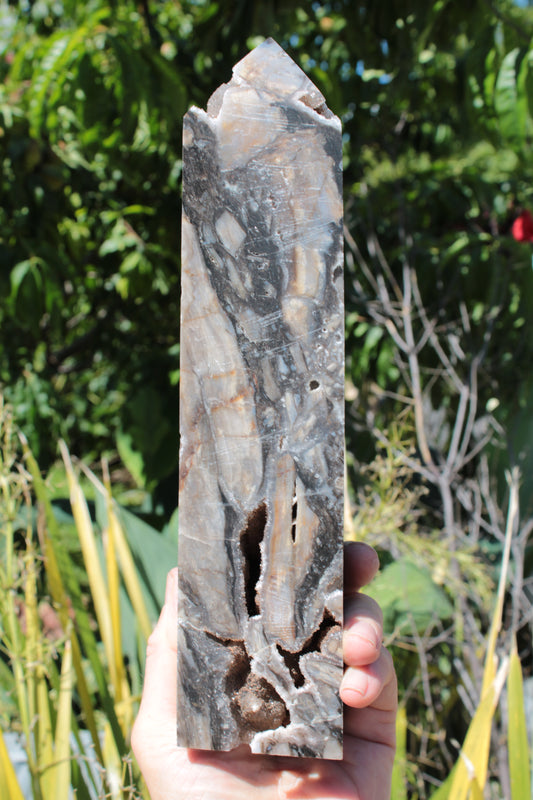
0,0,532,797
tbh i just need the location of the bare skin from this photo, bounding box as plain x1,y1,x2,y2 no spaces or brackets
132,542,397,800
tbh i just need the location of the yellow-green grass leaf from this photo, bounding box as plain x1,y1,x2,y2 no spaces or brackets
103,720,123,800
468,778,484,800
55,446,126,757
2,543,31,758
0,727,25,800
60,450,135,742
23,551,40,741
104,503,133,733
482,471,518,697
59,442,115,684
391,706,408,800
22,438,104,763
36,672,54,798
21,440,68,611
24,546,54,795
105,510,122,696
449,659,508,800
49,639,73,800
80,464,152,642
508,641,531,800
438,473,520,800
108,501,152,642
429,770,454,800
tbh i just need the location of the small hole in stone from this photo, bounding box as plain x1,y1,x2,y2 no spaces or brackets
277,644,305,688
291,496,298,543
276,611,338,689
333,265,343,280
309,380,320,390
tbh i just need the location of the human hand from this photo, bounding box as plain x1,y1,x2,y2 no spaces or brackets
131,542,397,799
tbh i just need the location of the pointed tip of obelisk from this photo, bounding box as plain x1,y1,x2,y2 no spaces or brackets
203,36,338,124
231,36,329,114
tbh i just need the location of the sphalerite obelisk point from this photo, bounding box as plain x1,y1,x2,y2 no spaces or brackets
178,37,344,758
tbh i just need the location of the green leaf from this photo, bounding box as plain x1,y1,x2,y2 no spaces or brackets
92,491,175,677
517,48,533,146
116,429,146,488
362,68,389,82
10,258,43,298
494,48,530,145
367,559,454,635
447,663,506,800
9,259,45,333
116,385,178,488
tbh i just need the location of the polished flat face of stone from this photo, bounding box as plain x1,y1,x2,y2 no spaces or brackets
178,37,344,759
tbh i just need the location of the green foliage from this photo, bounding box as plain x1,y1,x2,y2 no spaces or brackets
0,2,184,486
1,0,532,497
92,489,177,681
367,559,454,637
0,398,178,798
1,2,532,796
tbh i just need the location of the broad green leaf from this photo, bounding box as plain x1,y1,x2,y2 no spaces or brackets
116,386,178,488
9,259,42,297
367,559,453,635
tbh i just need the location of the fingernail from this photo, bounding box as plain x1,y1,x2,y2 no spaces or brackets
341,670,369,700
348,621,381,650
279,771,303,792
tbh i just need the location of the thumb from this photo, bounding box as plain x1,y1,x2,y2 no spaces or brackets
132,568,178,765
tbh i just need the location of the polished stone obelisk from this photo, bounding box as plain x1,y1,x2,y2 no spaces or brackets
178,38,344,758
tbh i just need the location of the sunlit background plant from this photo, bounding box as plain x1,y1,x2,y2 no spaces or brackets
1,1,532,797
